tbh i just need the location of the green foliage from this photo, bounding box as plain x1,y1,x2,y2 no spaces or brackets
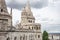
42,31,49,40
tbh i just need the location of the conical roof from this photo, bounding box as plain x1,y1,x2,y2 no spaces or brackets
0,0,8,13
25,0,31,13
0,0,11,16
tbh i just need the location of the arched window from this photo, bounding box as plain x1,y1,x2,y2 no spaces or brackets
29,27,30,29
39,26,40,29
23,36,25,40
1,9,3,12
7,37,10,40
20,36,22,40
32,27,33,30
38,35,40,38
14,37,17,40
28,20,32,23
36,27,38,30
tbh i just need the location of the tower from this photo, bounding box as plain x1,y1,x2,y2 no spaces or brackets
21,0,35,24
0,0,8,13
0,0,12,31
19,1,42,40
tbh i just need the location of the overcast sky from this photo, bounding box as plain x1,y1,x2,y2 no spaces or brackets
5,0,60,33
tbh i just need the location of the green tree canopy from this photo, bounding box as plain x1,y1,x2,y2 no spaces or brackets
42,31,49,40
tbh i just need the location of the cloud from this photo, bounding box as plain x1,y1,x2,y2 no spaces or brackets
6,0,48,9
45,24,60,33
31,7,60,33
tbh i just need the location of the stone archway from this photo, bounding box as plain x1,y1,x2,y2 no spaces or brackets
7,37,10,40
14,37,17,40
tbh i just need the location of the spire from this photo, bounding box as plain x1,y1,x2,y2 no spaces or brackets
26,0,30,8
10,8,12,26
25,0,31,12
10,8,12,16
0,0,8,13
21,0,35,24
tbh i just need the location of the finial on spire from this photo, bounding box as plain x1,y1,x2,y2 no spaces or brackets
10,8,12,16
26,0,30,7
0,0,8,13
25,0,31,12
27,0,30,4
10,8,13,26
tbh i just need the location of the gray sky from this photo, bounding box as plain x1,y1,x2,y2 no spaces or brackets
5,0,60,33
6,0,48,9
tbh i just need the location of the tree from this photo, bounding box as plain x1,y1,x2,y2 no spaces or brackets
42,31,49,40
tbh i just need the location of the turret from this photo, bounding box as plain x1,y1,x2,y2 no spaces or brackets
21,0,35,24
0,0,8,13
10,8,12,26
0,0,12,31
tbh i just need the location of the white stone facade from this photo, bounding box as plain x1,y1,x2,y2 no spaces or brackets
0,0,42,40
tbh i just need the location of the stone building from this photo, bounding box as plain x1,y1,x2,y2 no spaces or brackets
0,0,12,31
49,33,60,40
0,0,42,40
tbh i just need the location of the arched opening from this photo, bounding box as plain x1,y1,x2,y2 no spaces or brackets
23,36,25,40
32,27,33,30
1,9,3,12
28,20,32,23
39,26,40,29
7,37,10,40
20,36,22,40
38,35,40,38
29,27,30,29
14,37,17,40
